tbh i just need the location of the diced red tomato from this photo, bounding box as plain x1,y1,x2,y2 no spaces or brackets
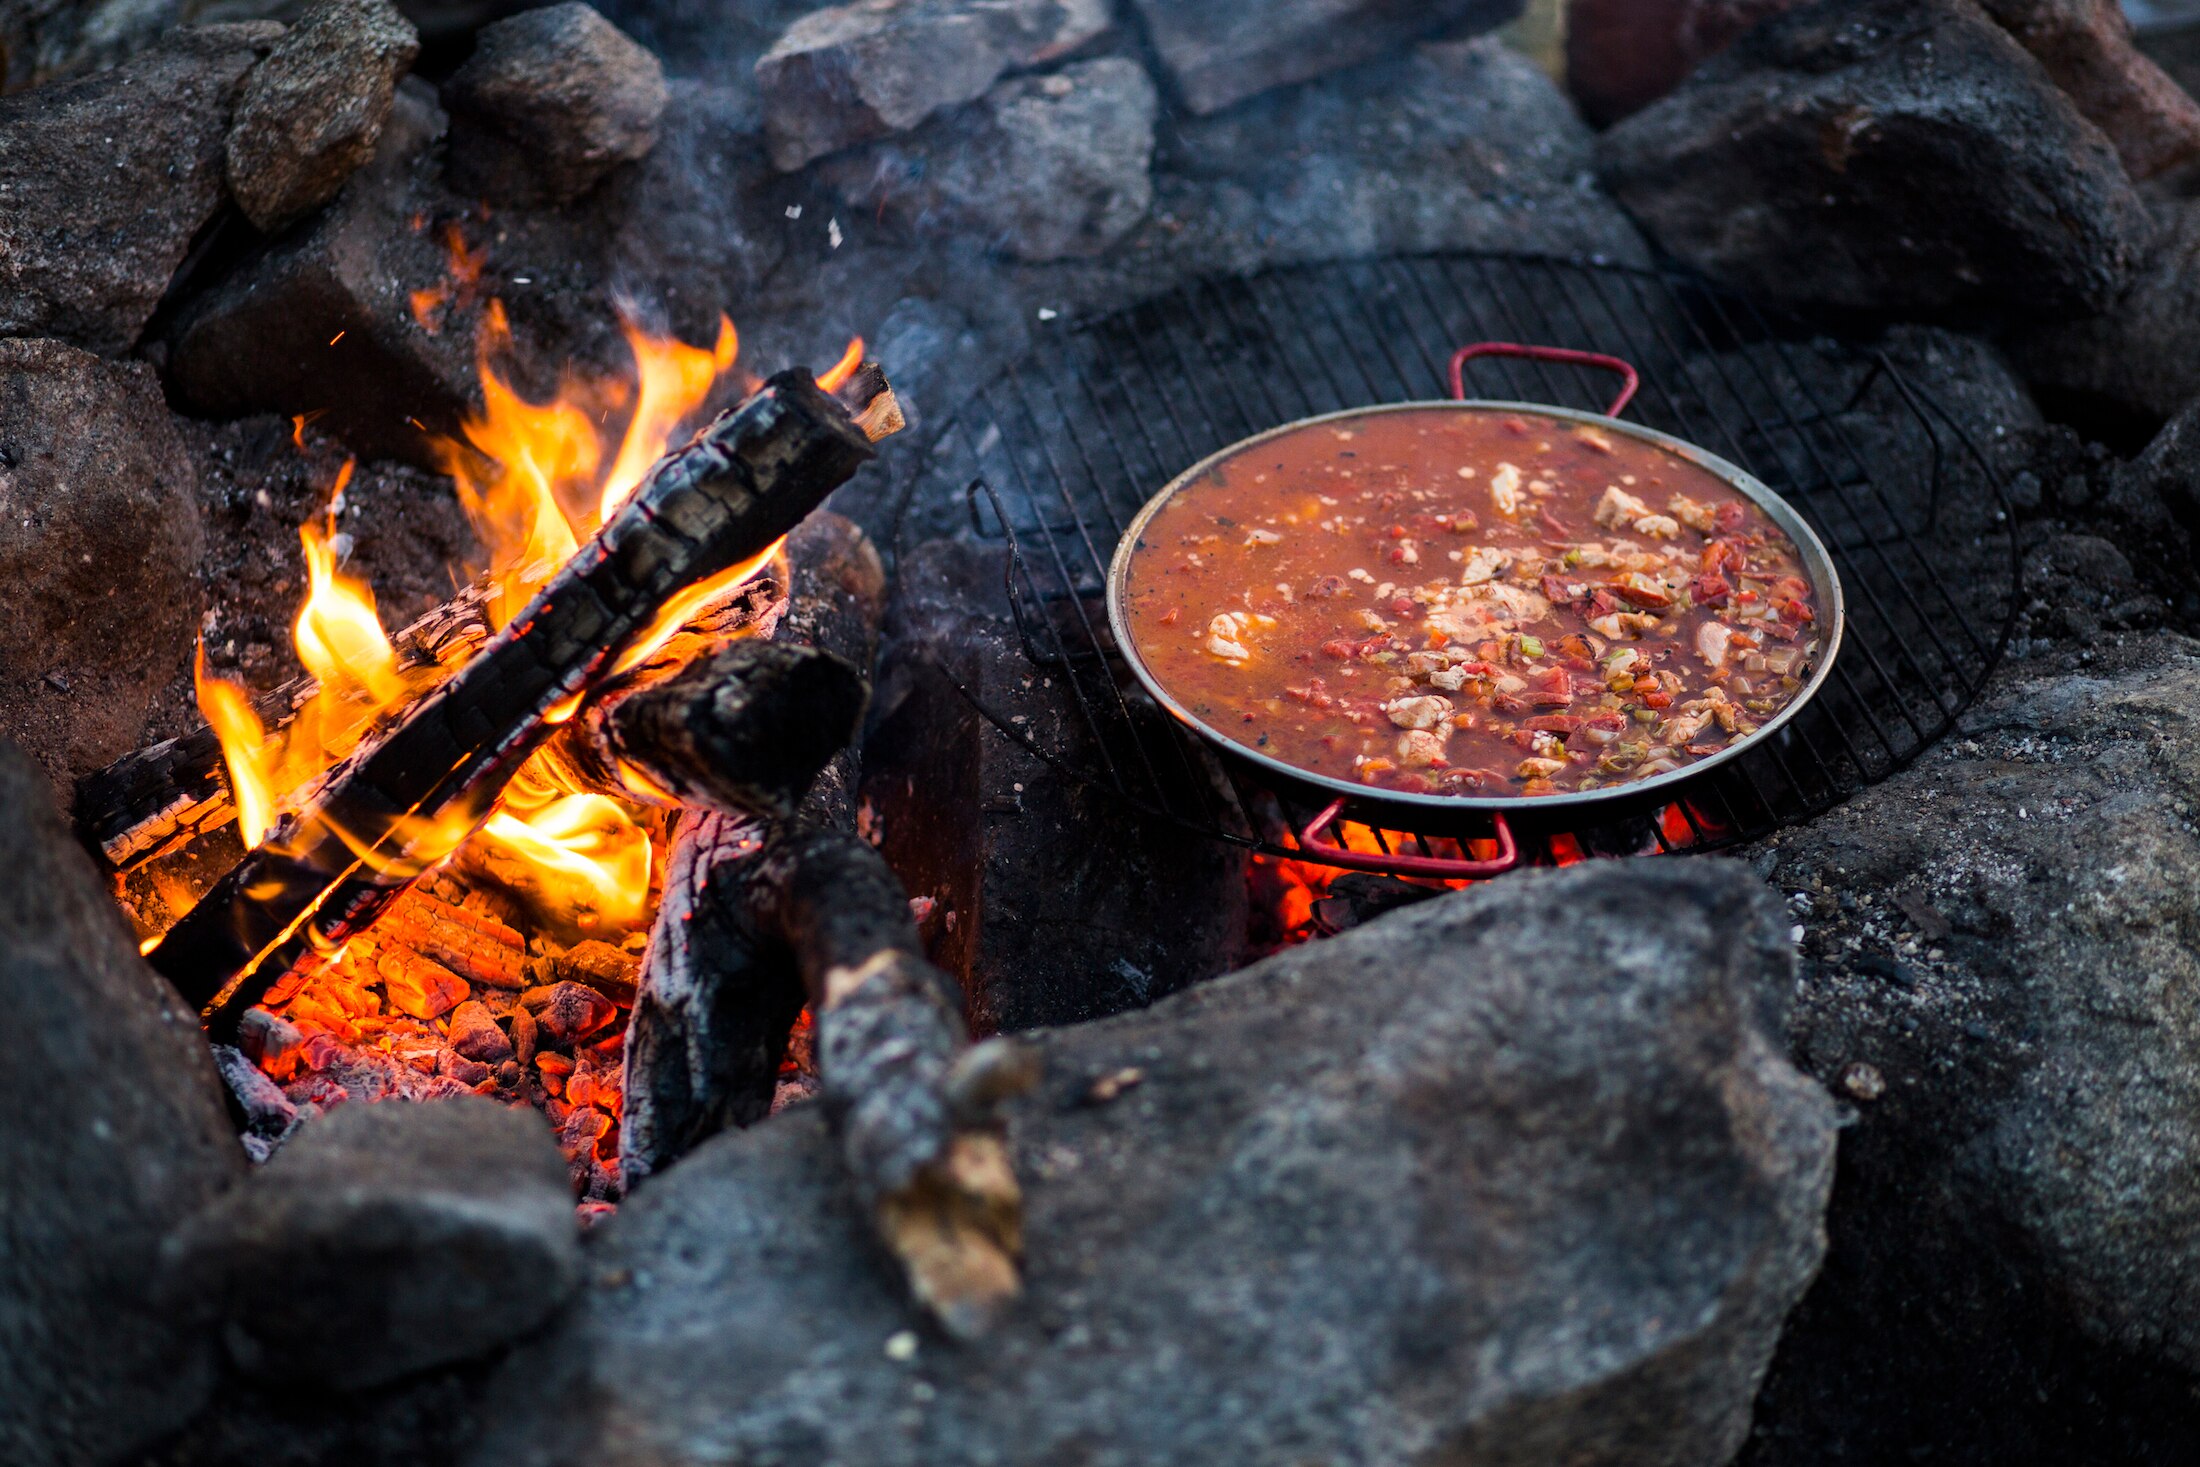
1319,639,1356,660
1641,689,1674,709
1690,572,1732,607
1714,501,1746,531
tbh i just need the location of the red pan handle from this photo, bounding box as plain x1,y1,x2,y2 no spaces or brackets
1450,342,1640,418
1295,799,1519,879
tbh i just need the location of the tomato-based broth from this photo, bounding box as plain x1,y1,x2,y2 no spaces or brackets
1117,406,1827,799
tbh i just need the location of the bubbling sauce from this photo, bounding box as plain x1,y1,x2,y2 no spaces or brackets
1118,407,1826,798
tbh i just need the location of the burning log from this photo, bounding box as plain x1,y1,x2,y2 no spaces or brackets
76,560,790,875
620,515,885,1180
148,365,896,1040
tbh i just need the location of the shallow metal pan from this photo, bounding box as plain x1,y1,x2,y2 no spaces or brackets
1103,344,1847,876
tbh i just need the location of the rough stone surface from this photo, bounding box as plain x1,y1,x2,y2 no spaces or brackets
862,538,1250,1035
756,0,1111,171
823,57,1157,262
0,22,280,355
166,1095,581,1392
0,0,188,91
0,742,242,1467
1597,0,2155,319
1158,35,1647,272
1127,0,1525,114
225,0,422,234
2003,198,2200,429
1981,0,2200,179
1565,0,1797,126
471,860,1834,1467
1741,633,2200,1461
0,338,203,792
171,72,780,468
442,1,668,206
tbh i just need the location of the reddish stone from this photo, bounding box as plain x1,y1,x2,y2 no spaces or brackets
1981,0,2200,179
1566,0,1799,126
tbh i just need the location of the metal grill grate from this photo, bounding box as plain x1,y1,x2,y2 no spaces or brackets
897,252,2020,871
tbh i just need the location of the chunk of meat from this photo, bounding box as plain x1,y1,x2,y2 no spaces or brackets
1397,728,1450,768
1206,611,1253,662
1490,462,1523,516
1457,546,1510,585
1594,485,1652,529
1668,494,1717,534
1384,694,1454,730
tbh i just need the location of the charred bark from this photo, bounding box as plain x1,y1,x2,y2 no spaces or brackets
620,514,886,1186
75,584,502,871
149,367,891,1038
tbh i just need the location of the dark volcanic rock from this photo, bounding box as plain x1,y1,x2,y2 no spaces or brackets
0,22,279,355
225,0,422,234
824,57,1157,262
756,0,1111,171
2003,198,2200,428
1743,634,2200,1461
168,78,474,466
1159,34,1648,270
1597,0,2155,319
167,1095,580,1392
1981,0,2200,179
442,2,668,206
862,538,1249,1035
0,338,203,792
472,859,1835,1467
0,743,242,1467
170,74,781,467
1126,0,1525,114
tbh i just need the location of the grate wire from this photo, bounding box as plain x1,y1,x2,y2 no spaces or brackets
903,253,2020,871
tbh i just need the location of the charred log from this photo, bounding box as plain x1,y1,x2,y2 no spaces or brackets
76,555,790,877
583,642,869,817
75,583,503,872
149,366,891,1039
620,514,886,1185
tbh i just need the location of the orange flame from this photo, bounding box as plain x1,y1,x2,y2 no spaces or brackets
818,336,864,394
198,277,857,936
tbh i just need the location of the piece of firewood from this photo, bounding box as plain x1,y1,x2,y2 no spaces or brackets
76,583,503,871
619,515,883,1185
744,819,1033,1339
149,366,894,1039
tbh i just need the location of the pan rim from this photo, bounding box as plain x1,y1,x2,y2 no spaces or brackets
1102,399,1849,816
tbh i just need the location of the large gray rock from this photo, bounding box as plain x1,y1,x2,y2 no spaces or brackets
470,860,1836,1467
0,0,188,91
0,338,203,792
1598,0,2155,319
756,0,1111,171
167,1095,581,1391
1159,34,1648,270
0,21,280,355
1127,0,1525,114
171,73,780,467
442,1,668,206
0,743,242,1467
2003,197,2200,426
225,0,422,233
1745,633,2200,1459
824,57,1157,262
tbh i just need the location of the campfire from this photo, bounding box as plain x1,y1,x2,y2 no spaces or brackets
17,1,2200,1464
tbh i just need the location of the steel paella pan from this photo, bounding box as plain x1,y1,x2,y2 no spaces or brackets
1103,343,1847,878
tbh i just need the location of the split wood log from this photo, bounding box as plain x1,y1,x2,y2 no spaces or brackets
76,584,502,871
737,818,1034,1340
75,561,789,874
149,366,894,1039
620,514,884,1184
617,511,1028,1337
